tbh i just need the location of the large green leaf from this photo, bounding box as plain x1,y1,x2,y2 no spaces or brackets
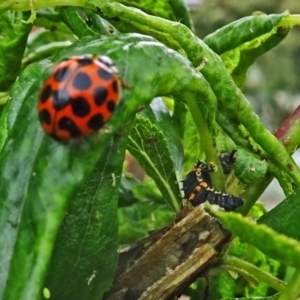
221,26,289,87
234,148,268,184
204,12,288,55
143,98,184,174
128,115,179,210
127,99,184,211
45,128,130,300
0,33,213,299
258,187,300,242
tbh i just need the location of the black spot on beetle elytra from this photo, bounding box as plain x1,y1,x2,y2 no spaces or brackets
97,68,114,80
72,72,92,90
54,66,71,82
39,85,52,103
38,109,51,124
112,80,119,93
58,117,82,137
87,114,104,130
94,87,108,106
52,89,70,110
71,97,91,117
107,100,116,113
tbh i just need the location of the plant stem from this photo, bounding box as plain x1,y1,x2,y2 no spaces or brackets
183,92,225,191
278,269,300,300
9,0,88,10
240,103,300,215
0,92,9,105
223,255,286,292
274,105,300,154
278,15,300,27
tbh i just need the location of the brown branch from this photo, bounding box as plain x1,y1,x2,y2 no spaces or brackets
104,206,230,300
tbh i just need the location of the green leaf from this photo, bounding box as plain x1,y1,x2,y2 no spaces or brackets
234,148,268,184
0,33,212,299
118,189,174,245
258,187,300,242
52,34,212,133
182,108,205,171
167,0,194,30
127,111,181,211
24,26,74,56
221,26,289,87
119,172,165,208
45,128,130,300
99,3,300,185
119,167,175,245
118,173,142,207
172,93,187,139
33,7,74,35
23,27,74,67
58,7,98,38
204,12,288,55
0,11,32,91
210,204,281,299
0,62,53,298
209,272,236,299
215,211,300,269
225,242,282,297
141,97,184,173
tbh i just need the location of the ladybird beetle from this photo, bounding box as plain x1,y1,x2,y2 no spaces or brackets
38,55,121,140
182,160,243,211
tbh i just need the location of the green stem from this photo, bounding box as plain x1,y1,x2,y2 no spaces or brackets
240,104,300,215
223,255,286,292
98,1,201,58
216,112,253,150
278,269,300,300
274,105,300,154
268,163,294,196
0,92,9,105
278,15,300,27
183,92,225,191
239,173,273,215
9,0,88,10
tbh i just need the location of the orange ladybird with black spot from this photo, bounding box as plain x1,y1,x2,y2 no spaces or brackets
38,55,120,140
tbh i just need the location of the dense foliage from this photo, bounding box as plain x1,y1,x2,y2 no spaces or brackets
1,1,300,299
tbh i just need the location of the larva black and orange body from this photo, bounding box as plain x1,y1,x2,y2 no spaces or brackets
182,160,243,211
